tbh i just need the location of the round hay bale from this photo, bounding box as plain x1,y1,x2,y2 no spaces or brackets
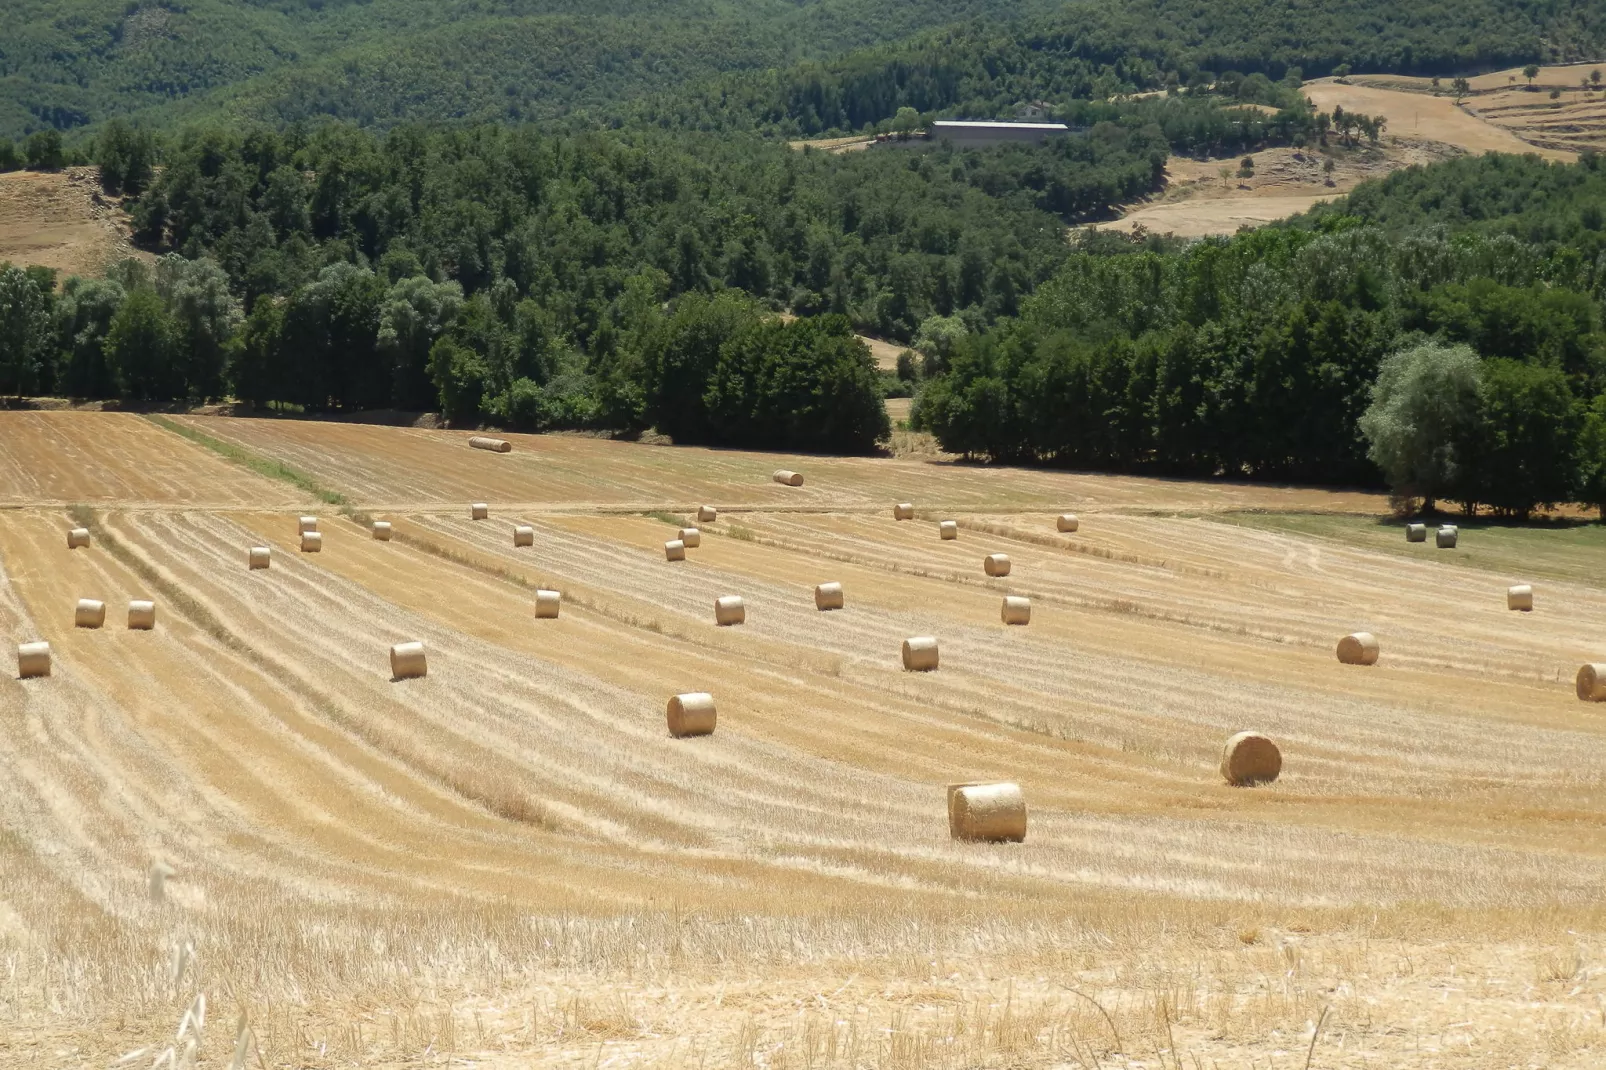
298,516,318,534
902,636,939,671
667,692,717,737
894,503,915,521
772,469,804,487
939,521,958,541
1336,632,1379,666
534,589,561,619
1576,663,1606,701
470,503,489,521
1405,523,1427,543
390,641,427,680
1001,596,1031,626
513,525,534,548
17,641,50,679
469,436,512,453
815,582,844,611
248,546,271,570
372,521,392,541
67,527,90,549
664,539,686,562
678,527,701,548
984,553,1011,577
74,598,106,629
1508,584,1533,612
127,600,156,630
300,532,322,553
1436,525,1458,548
1056,514,1079,533
948,782,1026,842
1220,731,1282,786
714,595,746,626
698,505,717,523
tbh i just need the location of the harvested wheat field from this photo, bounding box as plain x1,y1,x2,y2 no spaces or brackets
4,413,1606,1068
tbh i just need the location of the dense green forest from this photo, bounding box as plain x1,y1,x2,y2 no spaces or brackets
912,153,1606,515
5,0,1605,140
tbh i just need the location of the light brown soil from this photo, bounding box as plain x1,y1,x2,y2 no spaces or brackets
0,167,147,278
1100,72,1586,238
6,414,1606,1068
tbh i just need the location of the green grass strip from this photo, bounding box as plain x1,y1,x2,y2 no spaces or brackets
144,414,348,506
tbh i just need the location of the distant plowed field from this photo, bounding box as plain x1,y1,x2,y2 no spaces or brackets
5,412,1606,1067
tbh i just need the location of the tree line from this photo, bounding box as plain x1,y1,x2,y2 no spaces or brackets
912,152,1606,517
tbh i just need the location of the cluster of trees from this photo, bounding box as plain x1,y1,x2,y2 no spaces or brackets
912,152,1606,515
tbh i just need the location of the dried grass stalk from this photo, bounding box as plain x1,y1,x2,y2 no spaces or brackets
667,692,716,737
948,782,1026,842
1220,731,1282,786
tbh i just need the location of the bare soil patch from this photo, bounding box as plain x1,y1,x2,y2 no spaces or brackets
0,167,147,278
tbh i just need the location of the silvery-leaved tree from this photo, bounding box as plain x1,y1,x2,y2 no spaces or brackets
1358,341,1482,513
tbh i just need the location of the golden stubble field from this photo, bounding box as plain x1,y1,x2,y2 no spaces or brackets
4,411,1606,1068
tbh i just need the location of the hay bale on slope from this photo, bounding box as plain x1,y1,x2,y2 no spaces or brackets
390,641,427,680
1056,514,1079,533
947,782,1026,842
664,539,686,562
67,527,90,549
678,527,701,548
372,521,392,541
772,470,804,487
698,505,717,523
815,582,844,611
74,599,106,629
667,692,716,737
1220,731,1282,786
535,589,561,619
16,642,50,679
127,600,156,630
939,521,958,541
470,503,489,521
894,503,914,521
902,636,939,671
300,532,322,553
1577,663,1606,701
984,553,1011,577
514,525,534,547
1336,632,1379,666
1508,584,1533,612
1406,523,1427,543
714,595,746,626
469,436,513,453
1436,525,1458,548
1001,596,1031,625
298,516,318,534
248,546,271,570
